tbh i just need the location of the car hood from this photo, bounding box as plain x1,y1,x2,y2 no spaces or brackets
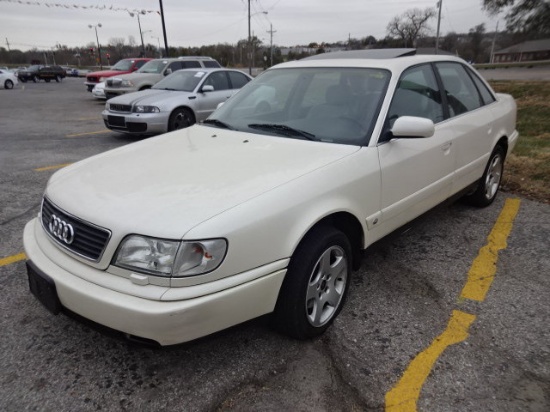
46,126,360,239
108,89,190,106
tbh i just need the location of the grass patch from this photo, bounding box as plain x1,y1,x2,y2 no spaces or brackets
490,81,550,204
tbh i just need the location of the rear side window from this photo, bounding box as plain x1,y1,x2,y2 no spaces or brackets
467,68,496,105
436,62,483,116
181,61,202,69
387,64,444,126
203,60,221,68
228,71,250,89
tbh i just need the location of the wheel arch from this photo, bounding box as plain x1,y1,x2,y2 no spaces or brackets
295,212,364,271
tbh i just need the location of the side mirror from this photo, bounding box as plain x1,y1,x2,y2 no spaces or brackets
164,68,172,76
202,85,215,93
391,116,435,138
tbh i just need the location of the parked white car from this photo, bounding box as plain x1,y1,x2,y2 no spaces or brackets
0,69,18,89
23,50,518,346
102,68,252,135
92,82,106,100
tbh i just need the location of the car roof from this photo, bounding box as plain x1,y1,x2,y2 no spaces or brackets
275,49,469,73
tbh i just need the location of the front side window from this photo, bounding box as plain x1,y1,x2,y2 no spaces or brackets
436,62,483,116
386,64,444,128
204,72,230,91
181,61,202,68
152,70,203,92
112,60,133,71
206,67,391,146
138,60,169,74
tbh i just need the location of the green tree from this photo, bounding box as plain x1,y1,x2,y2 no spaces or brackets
483,0,550,37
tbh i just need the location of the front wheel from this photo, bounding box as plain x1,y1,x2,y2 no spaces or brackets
4,79,14,89
272,226,352,339
55,75,61,82
168,108,195,131
463,145,505,207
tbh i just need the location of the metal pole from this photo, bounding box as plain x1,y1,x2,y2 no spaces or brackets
435,0,442,54
248,0,251,75
94,26,103,69
137,14,145,57
490,21,499,63
159,0,169,57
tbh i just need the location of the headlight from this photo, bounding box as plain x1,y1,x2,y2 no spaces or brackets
133,105,160,113
121,80,134,87
99,76,106,82
114,235,227,277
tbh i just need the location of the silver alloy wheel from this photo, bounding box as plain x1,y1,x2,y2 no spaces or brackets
305,245,348,327
5,80,13,89
484,152,503,200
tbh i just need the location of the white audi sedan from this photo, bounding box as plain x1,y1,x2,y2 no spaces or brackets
0,68,18,89
102,68,252,135
24,50,518,346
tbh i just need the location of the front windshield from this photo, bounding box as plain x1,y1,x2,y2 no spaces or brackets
137,60,167,74
207,67,390,145
152,70,204,91
112,60,133,71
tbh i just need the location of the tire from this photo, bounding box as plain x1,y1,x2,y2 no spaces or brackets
4,80,14,89
55,75,61,82
44,78,51,83
272,225,352,339
463,145,505,207
32,76,37,83
168,108,195,131
20,78,27,83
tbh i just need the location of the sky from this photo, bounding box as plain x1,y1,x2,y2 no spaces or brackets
0,0,505,52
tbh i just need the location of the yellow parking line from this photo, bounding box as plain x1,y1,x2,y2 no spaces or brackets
385,310,476,412
460,198,521,301
34,163,72,172
385,198,521,411
0,253,26,267
66,130,111,138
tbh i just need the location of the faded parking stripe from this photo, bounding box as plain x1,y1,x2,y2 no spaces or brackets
0,253,26,267
66,130,111,138
34,163,72,172
385,198,521,411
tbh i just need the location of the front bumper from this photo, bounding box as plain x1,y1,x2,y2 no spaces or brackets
102,110,170,135
23,218,286,346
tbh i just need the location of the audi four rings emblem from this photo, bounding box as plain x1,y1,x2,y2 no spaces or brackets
48,214,75,245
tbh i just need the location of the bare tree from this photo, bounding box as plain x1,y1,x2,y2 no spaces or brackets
386,8,436,47
484,0,550,37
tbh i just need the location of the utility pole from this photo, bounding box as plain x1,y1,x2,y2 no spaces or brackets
5,38,11,52
248,0,251,75
435,0,443,54
159,0,169,57
490,21,499,63
267,23,276,66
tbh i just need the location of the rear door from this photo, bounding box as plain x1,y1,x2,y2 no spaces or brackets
195,71,233,121
434,62,497,193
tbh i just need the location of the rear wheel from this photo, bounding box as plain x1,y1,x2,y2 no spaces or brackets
463,145,505,207
4,79,14,89
168,108,195,131
272,225,352,339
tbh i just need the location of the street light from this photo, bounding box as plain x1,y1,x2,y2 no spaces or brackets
88,23,102,69
247,1,268,75
128,11,146,57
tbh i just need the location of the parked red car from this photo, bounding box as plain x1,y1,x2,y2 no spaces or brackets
84,58,151,92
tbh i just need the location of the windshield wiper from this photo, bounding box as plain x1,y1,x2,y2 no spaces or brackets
202,119,234,130
248,123,317,140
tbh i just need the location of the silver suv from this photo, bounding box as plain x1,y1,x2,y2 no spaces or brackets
104,56,221,99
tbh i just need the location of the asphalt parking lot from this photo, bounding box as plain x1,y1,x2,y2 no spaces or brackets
1,77,549,412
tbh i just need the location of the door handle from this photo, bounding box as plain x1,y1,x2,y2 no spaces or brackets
441,141,452,151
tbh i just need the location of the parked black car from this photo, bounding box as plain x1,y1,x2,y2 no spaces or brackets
17,65,42,82
17,65,66,83
36,66,66,82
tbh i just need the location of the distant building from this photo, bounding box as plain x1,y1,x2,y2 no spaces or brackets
492,39,550,63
